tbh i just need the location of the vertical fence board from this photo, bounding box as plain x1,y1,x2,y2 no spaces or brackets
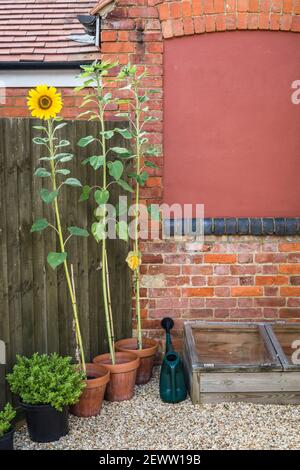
0,118,132,406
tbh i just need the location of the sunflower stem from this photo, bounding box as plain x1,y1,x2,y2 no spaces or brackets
47,119,86,377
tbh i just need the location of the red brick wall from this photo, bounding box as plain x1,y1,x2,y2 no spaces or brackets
139,236,300,354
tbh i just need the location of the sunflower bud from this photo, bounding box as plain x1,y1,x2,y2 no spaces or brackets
126,251,141,271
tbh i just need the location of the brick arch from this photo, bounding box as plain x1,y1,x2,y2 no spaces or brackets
154,0,300,38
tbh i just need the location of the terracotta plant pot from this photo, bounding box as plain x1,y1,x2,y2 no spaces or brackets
115,338,159,385
93,352,140,402
70,364,110,418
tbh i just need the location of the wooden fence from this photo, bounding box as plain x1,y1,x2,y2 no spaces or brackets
0,118,132,407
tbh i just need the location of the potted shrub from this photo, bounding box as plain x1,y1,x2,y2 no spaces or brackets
27,85,110,416
76,61,139,401
114,65,159,384
7,353,84,442
0,403,16,450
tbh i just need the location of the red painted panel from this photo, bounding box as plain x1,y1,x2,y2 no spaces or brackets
163,31,300,217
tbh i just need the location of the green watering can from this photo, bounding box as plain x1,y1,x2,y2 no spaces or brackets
159,317,187,403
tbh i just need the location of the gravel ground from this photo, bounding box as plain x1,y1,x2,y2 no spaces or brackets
15,368,300,450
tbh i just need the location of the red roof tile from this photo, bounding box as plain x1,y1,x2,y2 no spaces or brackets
0,0,99,63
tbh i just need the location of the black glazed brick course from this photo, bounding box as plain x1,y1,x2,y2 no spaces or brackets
226,218,237,235
250,218,263,235
274,218,286,236
164,218,300,236
214,218,225,235
238,218,249,235
262,218,274,235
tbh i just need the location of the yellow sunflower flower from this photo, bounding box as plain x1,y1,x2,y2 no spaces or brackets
126,251,141,271
27,85,63,120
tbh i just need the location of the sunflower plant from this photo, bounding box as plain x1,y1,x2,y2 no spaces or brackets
76,61,133,364
28,85,87,375
117,65,160,350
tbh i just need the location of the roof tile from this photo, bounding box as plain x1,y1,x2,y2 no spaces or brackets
0,0,99,63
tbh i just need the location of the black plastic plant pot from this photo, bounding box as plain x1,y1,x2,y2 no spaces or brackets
21,403,69,443
0,429,14,450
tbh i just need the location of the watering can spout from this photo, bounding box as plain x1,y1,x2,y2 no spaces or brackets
159,317,187,403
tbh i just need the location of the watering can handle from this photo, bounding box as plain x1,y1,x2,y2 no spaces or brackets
161,317,174,333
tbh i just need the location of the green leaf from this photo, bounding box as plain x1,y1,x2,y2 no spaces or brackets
64,178,82,187
95,189,109,205
145,160,158,169
77,136,95,147
47,252,67,270
56,140,70,148
117,179,134,193
137,171,149,186
40,188,59,204
33,125,47,132
115,113,130,118
79,185,91,202
55,169,71,175
111,147,132,158
91,221,105,242
138,95,149,103
34,168,51,178
108,160,123,181
30,218,49,233
33,136,48,145
90,155,105,170
144,116,158,122
54,122,67,132
100,130,114,140
68,226,89,237
145,146,160,156
39,156,56,161
74,79,94,92
117,221,128,242
115,128,132,139
55,153,73,163
103,92,112,101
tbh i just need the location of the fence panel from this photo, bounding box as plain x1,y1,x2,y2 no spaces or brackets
0,118,132,407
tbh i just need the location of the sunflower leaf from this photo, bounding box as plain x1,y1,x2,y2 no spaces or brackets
56,140,70,148
95,189,109,205
77,136,95,147
79,185,91,202
33,137,48,145
47,252,67,270
55,153,73,163
34,168,51,178
91,221,106,243
114,128,133,140
110,147,132,158
117,179,134,193
108,161,123,181
67,226,89,237
30,218,49,233
40,188,59,204
144,160,159,169
55,169,70,175
33,125,47,132
64,178,82,187
53,122,67,132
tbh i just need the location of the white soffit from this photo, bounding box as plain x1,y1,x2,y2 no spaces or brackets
0,69,84,88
